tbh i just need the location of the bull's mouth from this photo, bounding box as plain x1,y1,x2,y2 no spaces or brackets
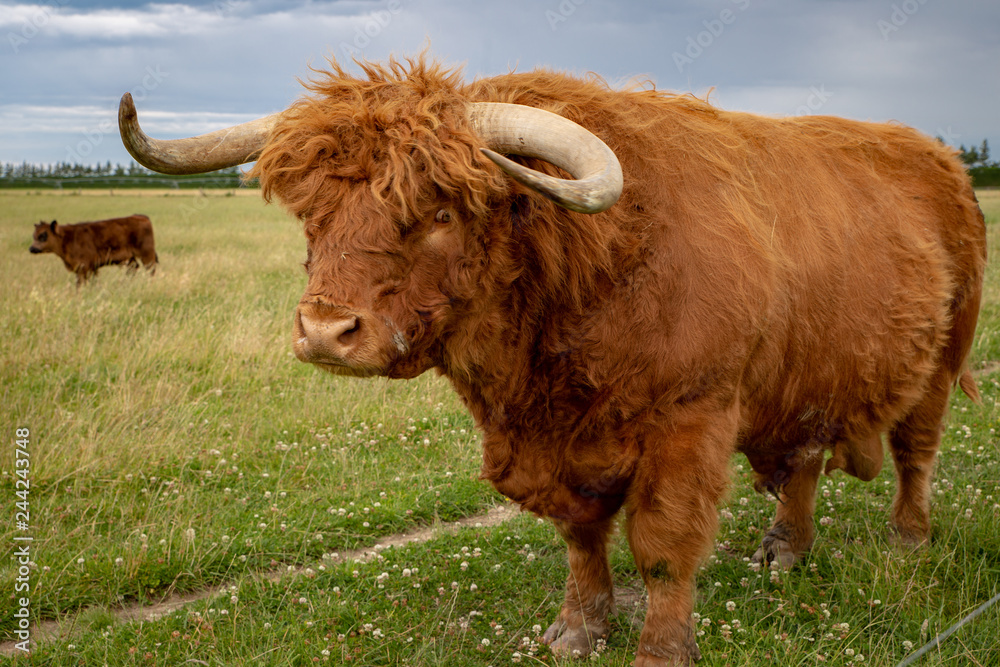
29,247,42,254
300,354,431,380
302,358,384,378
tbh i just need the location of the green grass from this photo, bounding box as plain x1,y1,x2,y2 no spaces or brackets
1,189,998,666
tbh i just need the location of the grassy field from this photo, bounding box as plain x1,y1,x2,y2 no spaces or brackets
1,189,998,666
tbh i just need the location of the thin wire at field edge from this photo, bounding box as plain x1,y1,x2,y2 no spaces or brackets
895,590,1000,667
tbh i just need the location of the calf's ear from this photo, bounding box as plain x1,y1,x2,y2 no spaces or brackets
50,221,58,232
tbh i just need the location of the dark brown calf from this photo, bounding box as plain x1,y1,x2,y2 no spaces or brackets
30,215,158,286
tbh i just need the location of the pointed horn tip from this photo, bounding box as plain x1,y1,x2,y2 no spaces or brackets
479,147,622,215
119,92,136,121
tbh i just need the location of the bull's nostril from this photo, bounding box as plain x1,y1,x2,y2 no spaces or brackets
337,318,361,347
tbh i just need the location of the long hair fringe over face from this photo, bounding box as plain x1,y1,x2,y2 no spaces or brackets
249,56,508,228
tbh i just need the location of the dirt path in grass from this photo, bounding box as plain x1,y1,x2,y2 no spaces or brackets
974,360,1000,377
0,504,517,656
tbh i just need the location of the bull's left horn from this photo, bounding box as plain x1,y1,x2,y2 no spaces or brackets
469,102,623,214
118,92,279,175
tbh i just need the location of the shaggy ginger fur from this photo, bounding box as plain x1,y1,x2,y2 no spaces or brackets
250,56,986,666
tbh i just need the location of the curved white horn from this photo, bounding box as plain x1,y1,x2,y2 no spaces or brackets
118,92,279,175
469,102,623,214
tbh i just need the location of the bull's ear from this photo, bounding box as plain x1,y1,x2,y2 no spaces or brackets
50,220,57,232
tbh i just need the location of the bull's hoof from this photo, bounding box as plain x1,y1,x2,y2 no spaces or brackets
751,535,799,570
542,618,607,659
889,525,929,550
634,638,702,665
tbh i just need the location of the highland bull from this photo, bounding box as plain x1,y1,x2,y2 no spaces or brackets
30,215,158,286
118,57,985,666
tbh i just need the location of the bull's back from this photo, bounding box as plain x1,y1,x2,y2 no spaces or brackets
727,115,986,451
471,74,984,448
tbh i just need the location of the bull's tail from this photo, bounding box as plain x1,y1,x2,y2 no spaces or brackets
958,369,981,405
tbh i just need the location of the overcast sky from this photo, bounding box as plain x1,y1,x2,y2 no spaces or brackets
1,0,997,167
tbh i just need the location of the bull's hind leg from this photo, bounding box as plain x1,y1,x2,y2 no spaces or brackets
543,517,616,658
888,374,951,546
751,450,824,569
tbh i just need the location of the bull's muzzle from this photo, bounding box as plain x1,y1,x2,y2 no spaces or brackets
293,302,390,376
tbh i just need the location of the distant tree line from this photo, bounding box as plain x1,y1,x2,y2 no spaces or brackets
0,161,253,189
938,138,1000,188
955,139,992,167
2,144,999,188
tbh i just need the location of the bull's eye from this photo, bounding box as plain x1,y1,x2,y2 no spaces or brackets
435,209,452,224
38,232,47,242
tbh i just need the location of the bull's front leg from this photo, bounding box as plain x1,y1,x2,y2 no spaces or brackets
625,407,736,666
543,516,616,658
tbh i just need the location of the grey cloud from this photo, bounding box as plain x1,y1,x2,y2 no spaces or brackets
2,0,997,166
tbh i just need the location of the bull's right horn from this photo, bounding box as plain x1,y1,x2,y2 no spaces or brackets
118,92,279,175
469,102,623,214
